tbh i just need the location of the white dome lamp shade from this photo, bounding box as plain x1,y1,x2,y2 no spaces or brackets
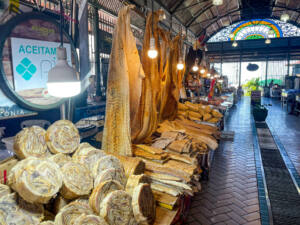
47,47,81,98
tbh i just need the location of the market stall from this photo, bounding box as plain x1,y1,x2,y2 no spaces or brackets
0,2,230,225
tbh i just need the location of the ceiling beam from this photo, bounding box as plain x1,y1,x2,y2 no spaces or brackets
186,3,214,27
170,0,185,14
172,0,211,13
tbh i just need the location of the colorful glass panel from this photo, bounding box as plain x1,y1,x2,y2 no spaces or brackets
208,19,300,43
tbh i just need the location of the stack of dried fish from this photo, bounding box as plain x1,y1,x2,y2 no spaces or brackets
178,102,223,124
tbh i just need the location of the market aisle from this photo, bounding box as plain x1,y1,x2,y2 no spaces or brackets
263,98,300,175
186,98,261,225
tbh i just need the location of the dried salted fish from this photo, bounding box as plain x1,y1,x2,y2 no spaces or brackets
60,162,93,200
73,215,108,225
40,221,54,225
0,184,10,198
125,174,149,196
132,184,155,225
46,120,80,154
150,183,180,197
0,193,44,225
14,126,50,159
94,168,127,188
89,180,123,214
92,155,124,179
72,143,106,171
100,190,134,225
54,201,93,225
9,158,62,204
102,6,135,156
49,153,72,168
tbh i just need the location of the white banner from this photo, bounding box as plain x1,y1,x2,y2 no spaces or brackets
11,37,72,91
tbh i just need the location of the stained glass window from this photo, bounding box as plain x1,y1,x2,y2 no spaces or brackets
208,19,300,43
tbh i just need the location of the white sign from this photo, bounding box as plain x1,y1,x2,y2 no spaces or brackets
11,37,72,91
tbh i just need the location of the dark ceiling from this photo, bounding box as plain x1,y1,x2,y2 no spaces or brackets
128,0,300,42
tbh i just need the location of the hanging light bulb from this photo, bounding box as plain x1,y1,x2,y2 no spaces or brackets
281,13,290,22
177,57,184,70
200,68,206,74
148,36,158,59
207,73,211,77
265,38,271,44
229,33,234,39
192,64,199,72
192,58,199,72
47,47,81,97
232,41,238,47
212,0,223,6
47,0,80,98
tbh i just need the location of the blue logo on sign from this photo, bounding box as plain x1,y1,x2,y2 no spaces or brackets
16,57,37,81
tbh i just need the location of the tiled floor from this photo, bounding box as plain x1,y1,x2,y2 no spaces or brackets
263,98,300,175
186,98,262,225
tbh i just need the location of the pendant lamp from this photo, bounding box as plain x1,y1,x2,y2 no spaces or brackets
192,58,199,72
265,38,271,44
47,0,80,98
281,13,289,22
177,57,184,70
148,0,158,59
232,41,238,47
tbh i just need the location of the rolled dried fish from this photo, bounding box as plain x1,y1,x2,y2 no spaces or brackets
89,180,123,214
0,184,10,198
60,162,93,200
72,144,106,171
94,168,127,188
11,158,63,204
14,126,50,159
49,153,72,168
74,215,108,225
132,184,155,225
40,221,54,225
46,120,80,154
92,155,124,179
100,190,134,225
111,154,145,177
125,174,149,196
54,201,93,225
0,193,44,225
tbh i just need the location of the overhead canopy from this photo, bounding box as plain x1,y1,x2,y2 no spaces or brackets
128,0,300,42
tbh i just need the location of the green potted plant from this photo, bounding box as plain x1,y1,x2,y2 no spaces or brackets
253,104,268,121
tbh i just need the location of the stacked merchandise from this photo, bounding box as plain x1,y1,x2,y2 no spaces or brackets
178,102,223,124
99,5,222,223
1,119,155,225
